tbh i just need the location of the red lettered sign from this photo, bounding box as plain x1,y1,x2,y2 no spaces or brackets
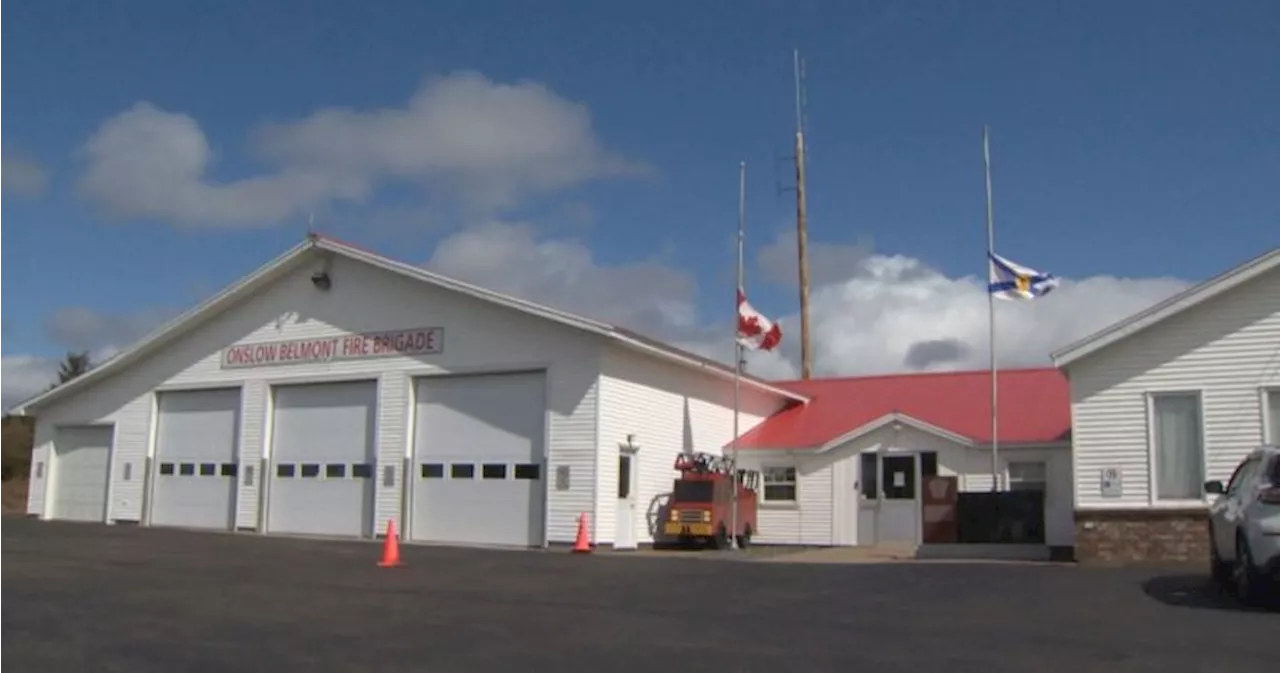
221,327,443,369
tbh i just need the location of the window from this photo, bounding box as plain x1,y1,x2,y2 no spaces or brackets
1225,457,1260,496
220,463,238,477
351,463,374,479
179,463,196,476
762,466,797,503
1008,461,1046,492
1266,389,1280,445
300,463,321,478
673,480,713,502
199,463,217,476
276,464,296,478
1151,392,1205,500
617,455,632,499
451,463,475,479
421,463,445,479
514,464,540,480
859,453,878,499
159,462,175,476
325,463,346,478
920,452,938,478
482,464,508,480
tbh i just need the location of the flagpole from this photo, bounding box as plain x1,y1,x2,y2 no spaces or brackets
730,160,746,551
983,126,1000,492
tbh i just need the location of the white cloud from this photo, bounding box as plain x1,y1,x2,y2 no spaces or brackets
256,71,647,211
77,72,645,228
2,356,60,410
2,346,121,411
425,221,695,333
2,154,50,197
423,225,1190,381
2,307,170,411
77,103,371,228
796,252,1189,377
43,306,173,354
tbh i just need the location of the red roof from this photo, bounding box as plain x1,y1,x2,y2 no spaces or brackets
731,368,1070,450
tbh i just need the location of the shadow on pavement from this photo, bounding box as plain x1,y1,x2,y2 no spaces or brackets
1141,574,1279,613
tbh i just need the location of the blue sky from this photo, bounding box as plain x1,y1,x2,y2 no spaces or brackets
3,0,1279,402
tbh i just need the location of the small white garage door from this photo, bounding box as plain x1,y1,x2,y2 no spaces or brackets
150,387,242,530
411,372,546,546
51,426,114,522
267,380,377,538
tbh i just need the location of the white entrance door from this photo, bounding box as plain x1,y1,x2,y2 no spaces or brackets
857,452,920,545
50,426,114,522
615,451,638,550
876,454,920,544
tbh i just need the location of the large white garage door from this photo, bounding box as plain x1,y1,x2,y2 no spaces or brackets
267,380,377,538
51,426,113,522
150,388,241,530
411,372,546,546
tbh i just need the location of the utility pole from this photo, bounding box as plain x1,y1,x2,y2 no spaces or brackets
793,49,814,380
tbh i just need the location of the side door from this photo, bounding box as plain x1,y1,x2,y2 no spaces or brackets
1212,457,1258,559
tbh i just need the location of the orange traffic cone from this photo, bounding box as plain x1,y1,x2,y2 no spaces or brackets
377,519,403,567
572,513,592,554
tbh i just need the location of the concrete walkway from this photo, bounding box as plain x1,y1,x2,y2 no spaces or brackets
757,544,918,564
757,543,1061,565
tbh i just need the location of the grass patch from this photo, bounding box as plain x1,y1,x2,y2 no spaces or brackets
0,481,29,516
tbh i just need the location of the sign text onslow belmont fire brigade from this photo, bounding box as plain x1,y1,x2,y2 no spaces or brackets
220,327,443,369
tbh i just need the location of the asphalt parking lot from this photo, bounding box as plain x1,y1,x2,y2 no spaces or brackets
3,518,1274,673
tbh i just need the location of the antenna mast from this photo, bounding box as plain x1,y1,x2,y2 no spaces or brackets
793,49,814,379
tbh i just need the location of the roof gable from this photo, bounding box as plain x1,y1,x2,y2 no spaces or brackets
11,234,804,414
731,368,1070,450
812,412,977,452
1052,247,1280,369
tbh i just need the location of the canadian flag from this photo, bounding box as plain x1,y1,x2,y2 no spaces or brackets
736,288,782,351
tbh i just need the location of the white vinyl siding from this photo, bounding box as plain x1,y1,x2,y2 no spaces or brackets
24,253,607,539
745,458,832,546
235,380,267,529
1068,265,1280,509
736,425,1076,549
374,372,409,537
595,346,785,545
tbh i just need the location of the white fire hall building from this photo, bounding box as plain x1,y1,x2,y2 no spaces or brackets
15,234,802,549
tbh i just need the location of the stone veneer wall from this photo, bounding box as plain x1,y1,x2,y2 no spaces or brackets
1074,508,1210,564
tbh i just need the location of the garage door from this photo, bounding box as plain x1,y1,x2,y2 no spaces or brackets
51,426,113,522
267,380,377,538
411,372,546,546
150,388,241,530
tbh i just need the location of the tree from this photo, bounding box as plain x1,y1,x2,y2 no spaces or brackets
2,414,35,481
53,351,92,387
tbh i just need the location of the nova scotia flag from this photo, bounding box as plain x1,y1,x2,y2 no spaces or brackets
987,251,1059,300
